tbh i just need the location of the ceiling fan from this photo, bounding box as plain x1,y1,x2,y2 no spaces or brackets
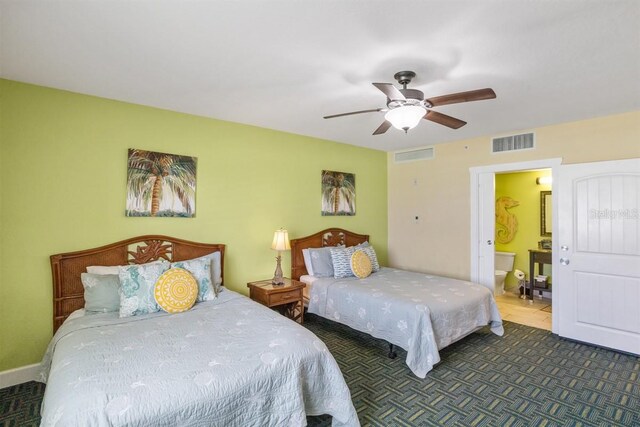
324,71,496,135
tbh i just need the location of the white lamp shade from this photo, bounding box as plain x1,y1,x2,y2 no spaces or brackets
271,229,291,251
385,105,427,131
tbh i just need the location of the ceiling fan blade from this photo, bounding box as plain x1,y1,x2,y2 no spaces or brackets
323,108,383,119
372,83,406,101
372,120,392,135
424,110,467,129
426,88,496,107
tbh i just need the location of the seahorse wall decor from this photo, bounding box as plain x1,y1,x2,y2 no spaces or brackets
495,196,519,244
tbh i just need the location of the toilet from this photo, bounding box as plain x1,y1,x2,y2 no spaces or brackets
494,251,516,296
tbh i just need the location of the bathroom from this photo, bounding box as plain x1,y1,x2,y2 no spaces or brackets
493,169,553,330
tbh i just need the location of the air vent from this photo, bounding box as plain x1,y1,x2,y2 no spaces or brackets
492,132,535,153
394,146,435,163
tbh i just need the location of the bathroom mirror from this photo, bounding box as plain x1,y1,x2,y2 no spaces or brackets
540,191,552,236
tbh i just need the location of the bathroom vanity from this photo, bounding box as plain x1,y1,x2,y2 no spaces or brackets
528,248,552,300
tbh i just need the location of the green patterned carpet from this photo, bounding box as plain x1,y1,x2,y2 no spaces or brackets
1,316,638,426
305,315,639,426
0,381,44,427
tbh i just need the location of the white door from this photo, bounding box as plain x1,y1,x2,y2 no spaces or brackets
558,158,640,354
477,172,495,293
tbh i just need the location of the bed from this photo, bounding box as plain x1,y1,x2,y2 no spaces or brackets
39,235,359,426
290,228,504,379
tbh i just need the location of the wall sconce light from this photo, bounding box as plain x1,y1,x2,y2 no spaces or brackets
536,176,552,185
271,228,291,285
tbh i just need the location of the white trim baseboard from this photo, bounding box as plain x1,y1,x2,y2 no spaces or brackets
0,363,40,389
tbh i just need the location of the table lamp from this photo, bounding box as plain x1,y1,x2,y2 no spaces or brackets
271,228,291,285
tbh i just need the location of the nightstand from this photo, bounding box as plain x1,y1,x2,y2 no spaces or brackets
247,278,305,323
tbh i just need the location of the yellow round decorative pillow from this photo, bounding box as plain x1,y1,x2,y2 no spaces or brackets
154,268,198,313
351,250,372,279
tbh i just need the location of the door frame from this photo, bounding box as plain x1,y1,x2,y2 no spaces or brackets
470,158,562,333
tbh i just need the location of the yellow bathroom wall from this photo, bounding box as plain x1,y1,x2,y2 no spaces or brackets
495,170,552,289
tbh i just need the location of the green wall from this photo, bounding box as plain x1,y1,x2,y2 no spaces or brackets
0,79,388,371
495,170,551,289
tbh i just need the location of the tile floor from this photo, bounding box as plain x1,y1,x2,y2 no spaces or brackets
494,290,552,331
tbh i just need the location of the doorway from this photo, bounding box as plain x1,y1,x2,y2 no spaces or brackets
470,158,562,333
493,169,553,330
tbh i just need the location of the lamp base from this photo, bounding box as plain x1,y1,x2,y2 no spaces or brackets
272,253,284,285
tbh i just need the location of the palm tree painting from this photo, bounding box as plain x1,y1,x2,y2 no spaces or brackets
126,149,197,217
321,170,355,216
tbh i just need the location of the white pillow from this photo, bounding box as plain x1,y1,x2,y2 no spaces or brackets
87,259,164,275
302,249,315,276
86,265,120,275
206,251,223,287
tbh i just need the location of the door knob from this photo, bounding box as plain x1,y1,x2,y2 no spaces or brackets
560,258,570,265
487,240,493,245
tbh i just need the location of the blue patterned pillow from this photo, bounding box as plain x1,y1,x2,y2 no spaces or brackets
171,257,214,302
330,246,356,278
360,245,380,272
118,261,170,318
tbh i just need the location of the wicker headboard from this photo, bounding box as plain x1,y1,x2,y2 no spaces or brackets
290,228,369,280
50,235,225,332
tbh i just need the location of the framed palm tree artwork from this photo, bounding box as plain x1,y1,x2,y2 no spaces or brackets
321,170,355,216
126,149,197,217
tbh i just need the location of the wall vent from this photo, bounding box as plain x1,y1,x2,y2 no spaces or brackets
394,146,435,163
491,132,535,153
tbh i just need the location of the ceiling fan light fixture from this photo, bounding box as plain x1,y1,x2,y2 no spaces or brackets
323,71,495,136
385,105,427,132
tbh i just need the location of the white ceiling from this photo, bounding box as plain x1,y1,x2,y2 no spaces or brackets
2,0,639,152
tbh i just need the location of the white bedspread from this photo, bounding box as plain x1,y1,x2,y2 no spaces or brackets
307,268,503,378
39,289,359,426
